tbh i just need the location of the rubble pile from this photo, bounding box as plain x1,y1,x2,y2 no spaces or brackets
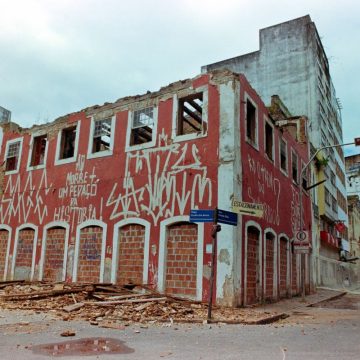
0,281,275,325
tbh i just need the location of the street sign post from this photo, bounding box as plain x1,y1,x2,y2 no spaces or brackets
231,199,264,218
189,209,214,223
217,209,238,226
189,207,238,322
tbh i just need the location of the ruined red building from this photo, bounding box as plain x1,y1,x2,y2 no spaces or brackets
0,70,311,306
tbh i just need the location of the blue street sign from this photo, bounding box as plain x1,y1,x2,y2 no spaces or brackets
217,208,238,226
190,209,215,223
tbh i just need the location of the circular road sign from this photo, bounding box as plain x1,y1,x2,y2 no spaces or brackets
296,231,307,241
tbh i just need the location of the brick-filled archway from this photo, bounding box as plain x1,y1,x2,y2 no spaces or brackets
77,226,102,283
165,222,198,298
14,228,35,280
43,227,66,282
246,226,261,305
117,224,145,285
279,236,288,297
0,230,9,279
265,232,275,300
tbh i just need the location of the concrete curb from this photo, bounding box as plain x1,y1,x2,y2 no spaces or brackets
306,291,347,307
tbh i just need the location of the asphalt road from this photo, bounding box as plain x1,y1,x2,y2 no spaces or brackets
0,294,359,360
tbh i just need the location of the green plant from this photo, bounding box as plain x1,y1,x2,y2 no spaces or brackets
315,156,329,169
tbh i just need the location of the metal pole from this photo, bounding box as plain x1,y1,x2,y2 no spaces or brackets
207,208,218,322
299,141,355,300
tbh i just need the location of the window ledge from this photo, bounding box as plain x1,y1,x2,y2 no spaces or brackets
172,132,207,143
87,150,113,160
5,169,19,175
55,156,77,166
27,164,46,171
125,140,155,153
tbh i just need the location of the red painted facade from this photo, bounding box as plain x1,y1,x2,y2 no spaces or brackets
0,71,311,305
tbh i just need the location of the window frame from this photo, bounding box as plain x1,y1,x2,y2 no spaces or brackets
279,137,288,176
87,115,116,159
27,132,48,171
264,117,274,162
244,93,258,150
125,106,158,152
54,121,81,166
171,86,208,143
4,137,23,174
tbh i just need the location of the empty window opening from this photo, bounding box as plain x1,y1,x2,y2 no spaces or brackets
177,93,203,135
265,122,273,160
131,107,154,145
292,151,298,183
92,118,112,153
280,138,287,172
60,126,77,160
246,100,256,143
302,167,308,190
5,141,21,172
30,135,47,167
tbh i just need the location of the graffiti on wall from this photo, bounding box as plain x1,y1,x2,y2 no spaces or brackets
54,155,103,229
0,169,51,224
106,130,213,225
247,154,281,226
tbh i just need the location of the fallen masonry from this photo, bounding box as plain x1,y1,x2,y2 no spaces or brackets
0,281,285,325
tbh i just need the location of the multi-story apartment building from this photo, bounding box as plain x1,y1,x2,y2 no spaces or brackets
0,70,311,306
202,15,348,288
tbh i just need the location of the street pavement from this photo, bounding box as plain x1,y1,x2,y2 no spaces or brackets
0,289,359,359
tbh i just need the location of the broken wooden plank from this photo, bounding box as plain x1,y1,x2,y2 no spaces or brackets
135,302,153,311
87,297,168,306
1,287,91,301
63,302,84,312
104,293,149,301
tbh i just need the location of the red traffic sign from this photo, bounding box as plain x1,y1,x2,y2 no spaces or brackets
295,231,308,242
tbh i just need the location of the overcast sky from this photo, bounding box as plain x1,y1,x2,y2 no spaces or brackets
1,0,359,155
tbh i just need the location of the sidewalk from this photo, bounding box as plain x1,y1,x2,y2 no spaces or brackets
244,288,347,324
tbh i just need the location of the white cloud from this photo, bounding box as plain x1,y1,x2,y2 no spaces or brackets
0,0,359,149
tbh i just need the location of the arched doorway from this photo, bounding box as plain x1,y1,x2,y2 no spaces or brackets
14,227,36,280
77,225,103,283
117,224,145,285
246,226,261,305
0,229,10,280
43,227,67,282
279,236,289,298
265,232,275,301
165,222,198,298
